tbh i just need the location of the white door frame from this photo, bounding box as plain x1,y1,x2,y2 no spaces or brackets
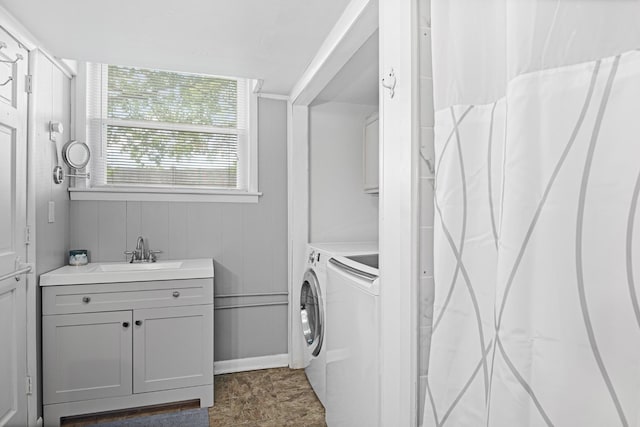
286,0,419,424
26,48,39,427
378,0,419,424
286,0,379,370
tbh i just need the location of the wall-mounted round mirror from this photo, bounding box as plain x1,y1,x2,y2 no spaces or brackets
62,140,90,169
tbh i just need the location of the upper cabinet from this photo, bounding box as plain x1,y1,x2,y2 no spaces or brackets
363,113,379,194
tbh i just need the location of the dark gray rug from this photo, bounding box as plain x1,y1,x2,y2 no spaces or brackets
90,408,209,427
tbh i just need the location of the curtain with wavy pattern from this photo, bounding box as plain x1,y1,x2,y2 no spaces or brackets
425,1,640,426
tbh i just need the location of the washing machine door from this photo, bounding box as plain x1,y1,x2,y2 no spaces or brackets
300,269,324,357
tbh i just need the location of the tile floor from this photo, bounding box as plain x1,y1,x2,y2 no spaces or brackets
60,368,326,427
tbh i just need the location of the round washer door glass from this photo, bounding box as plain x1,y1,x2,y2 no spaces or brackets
300,269,324,357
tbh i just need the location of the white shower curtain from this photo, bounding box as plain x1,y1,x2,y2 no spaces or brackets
425,1,640,426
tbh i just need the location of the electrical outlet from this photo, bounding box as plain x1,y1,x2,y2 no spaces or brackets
48,201,55,223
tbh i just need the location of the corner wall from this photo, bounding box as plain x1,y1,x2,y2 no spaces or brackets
69,97,289,362
309,101,379,243
32,50,72,419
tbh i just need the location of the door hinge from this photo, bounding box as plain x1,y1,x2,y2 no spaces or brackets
24,226,31,245
25,75,32,94
25,376,32,395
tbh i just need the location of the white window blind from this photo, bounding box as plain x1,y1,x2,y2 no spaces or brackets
87,64,249,190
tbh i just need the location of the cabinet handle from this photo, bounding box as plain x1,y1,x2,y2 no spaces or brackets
82,296,91,303
135,320,143,326
122,322,130,328
172,291,180,298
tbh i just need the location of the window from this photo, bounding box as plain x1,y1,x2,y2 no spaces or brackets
76,63,259,202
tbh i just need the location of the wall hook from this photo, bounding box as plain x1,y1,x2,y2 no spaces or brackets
381,68,396,99
0,53,23,64
0,76,12,86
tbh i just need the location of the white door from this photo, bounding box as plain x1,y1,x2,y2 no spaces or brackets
42,311,133,404
133,305,213,393
0,30,29,427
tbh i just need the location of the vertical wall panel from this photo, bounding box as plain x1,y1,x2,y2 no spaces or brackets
33,52,73,421
186,203,222,259
219,204,244,295
69,201,98,261
97,201,126,261
36,55,72,275
140,202,169,254
167,203,188,260
125,201,141,251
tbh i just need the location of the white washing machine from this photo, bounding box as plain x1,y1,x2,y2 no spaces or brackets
300,242,377,408
325,252,380,427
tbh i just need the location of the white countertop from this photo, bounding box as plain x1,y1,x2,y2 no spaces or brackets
40,258,214,286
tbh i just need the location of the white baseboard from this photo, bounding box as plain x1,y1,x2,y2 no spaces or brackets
214,354,289,375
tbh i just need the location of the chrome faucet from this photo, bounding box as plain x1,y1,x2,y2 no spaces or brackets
135,236,146,260
124,236,161,263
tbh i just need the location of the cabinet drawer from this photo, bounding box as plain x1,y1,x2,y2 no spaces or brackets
43,278,213,315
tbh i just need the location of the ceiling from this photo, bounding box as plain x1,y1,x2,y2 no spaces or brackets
0,0,352,95
312,30,378,106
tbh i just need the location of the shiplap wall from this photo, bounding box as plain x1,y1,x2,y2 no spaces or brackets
33,51,72,420
34,52,71,277
69,98,288,361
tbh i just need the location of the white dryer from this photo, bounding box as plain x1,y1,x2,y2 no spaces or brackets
299,242,378,408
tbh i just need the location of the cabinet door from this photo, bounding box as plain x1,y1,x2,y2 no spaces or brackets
43,311,132,404
133,305,213,393
363,118,379,193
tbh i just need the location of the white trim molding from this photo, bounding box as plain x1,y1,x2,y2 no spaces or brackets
214,354,289,375
289,0,379,105
68,187,262,203
286,103,309,369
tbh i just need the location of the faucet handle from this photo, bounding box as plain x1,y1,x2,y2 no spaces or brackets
124,251,135,263
148,250,161,262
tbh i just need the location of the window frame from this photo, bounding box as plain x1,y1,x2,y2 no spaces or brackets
70,62,261,203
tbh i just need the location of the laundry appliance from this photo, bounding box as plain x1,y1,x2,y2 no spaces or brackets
325,252,380,426
299,242,377,408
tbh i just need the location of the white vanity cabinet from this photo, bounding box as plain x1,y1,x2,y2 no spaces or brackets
40,263,214,427
363,113,379,193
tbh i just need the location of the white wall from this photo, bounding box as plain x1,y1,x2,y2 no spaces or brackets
34,53,71,277
69,98,289,362
32,50,73,420
309,101,379,243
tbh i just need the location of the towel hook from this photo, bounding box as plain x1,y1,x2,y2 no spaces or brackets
0,53,23,64
0,76,12,86
381,68,396,99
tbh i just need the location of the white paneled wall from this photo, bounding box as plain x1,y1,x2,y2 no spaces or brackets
69,98,289,361
418,0,434,424
32,51,73,422
34,52,71,277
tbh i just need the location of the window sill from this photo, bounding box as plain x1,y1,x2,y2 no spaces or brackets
68,187,262,203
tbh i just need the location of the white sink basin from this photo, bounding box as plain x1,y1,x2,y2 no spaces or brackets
40,259,213,286
98,261,183,272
